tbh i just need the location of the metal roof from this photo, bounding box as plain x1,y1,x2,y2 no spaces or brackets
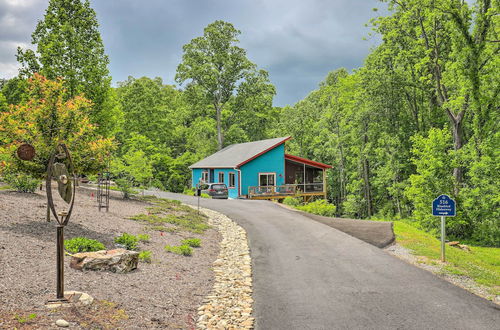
189,136,291,169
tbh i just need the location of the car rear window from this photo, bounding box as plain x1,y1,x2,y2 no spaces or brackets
212,184,227,190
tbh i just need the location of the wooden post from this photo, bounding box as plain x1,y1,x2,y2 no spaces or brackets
323,168,327,200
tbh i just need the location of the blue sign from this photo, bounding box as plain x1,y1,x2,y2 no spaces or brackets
432,194,456,217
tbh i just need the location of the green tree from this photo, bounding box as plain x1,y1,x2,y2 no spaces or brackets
16,0,118,135
0,74,113,178
176,20,274,150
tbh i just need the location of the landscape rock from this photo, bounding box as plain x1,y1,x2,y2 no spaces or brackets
55,319,69,327
70,248,139,273
458,244,471,251
193,207,254,329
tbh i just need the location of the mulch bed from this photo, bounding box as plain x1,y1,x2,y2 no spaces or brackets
0,187,220,329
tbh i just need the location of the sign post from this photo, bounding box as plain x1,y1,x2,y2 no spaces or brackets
432,194,456,262
196,184,201,215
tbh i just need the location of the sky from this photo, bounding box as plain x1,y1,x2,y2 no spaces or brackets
0,0,386,107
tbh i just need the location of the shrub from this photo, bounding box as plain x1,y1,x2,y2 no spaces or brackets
297,199,336,217
115,178,135,199
181,238,201,247
201,193,211,199
64,237,106,254
283,196,301,207
138,250,152,263
165,244,193,256
114,233,139,250
137,234,150,242
183,187,195,196
5,173,39,193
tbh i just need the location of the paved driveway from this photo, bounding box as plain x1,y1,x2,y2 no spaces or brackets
147,191,499,329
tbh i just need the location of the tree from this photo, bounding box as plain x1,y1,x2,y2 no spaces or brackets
16,0,118,135
372,0,499,194
0,74,113,178
176,20,273,150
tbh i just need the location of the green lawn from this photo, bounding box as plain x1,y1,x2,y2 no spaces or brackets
392,220,499,295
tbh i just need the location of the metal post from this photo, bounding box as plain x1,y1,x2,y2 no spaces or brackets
56,224,65,299
197,194,200,215
441,216,446,262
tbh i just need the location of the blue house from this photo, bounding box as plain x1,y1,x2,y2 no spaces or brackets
189,136,332,200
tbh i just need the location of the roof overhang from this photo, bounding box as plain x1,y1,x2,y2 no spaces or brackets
235,136,292,168
285,154,332,169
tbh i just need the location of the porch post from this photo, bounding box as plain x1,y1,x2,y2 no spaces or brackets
323,168,327,199
303,163,306,193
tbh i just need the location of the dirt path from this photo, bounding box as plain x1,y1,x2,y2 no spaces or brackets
0,188,220,329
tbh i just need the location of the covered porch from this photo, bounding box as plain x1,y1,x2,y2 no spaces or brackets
248,154,332,201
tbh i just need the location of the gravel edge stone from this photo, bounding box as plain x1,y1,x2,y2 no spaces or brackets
193,206,254,329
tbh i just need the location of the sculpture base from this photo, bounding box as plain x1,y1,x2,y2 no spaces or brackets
45,291,93,309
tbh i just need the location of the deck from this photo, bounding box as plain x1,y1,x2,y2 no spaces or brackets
248,184,326,201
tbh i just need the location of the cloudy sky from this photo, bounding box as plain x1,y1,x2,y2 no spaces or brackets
0,0,386,106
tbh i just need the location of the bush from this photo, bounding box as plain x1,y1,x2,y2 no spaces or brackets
283,196,301,207
165,244,193,256
64,237,106,254
137,234,150,242
5,173,39,193
297,199,336,217
115,178,135,199
138,250,152,263
114,233,139,250
181,238,201,247
183,187,195,196
201,193,211,199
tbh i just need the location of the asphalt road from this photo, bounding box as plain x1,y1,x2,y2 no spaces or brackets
148,191,500,330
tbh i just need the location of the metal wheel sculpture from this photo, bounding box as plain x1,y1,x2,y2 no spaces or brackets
97,172,110,212
46,143,76,302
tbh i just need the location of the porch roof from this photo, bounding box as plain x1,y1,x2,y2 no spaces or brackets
285,154,332,169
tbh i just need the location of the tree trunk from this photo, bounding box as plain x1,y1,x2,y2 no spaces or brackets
448,109,465,194
216,105,223,150
362,156,372,217
362,129,372,217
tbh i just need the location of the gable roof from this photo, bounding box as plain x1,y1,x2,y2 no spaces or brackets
189,136,291,169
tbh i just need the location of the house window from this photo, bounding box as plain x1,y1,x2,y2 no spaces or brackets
229,173,235,188
201,171,209,182
218,172,224,183
259,173,275,186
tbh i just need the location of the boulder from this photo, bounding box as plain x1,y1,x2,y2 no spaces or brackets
70,248,139,273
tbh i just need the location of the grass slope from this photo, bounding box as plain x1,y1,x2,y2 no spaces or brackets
393,221,499,295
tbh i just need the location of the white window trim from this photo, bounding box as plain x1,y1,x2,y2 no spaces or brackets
218,172,224,183
229,172,236,188
201,171,209,182
258,172,276,186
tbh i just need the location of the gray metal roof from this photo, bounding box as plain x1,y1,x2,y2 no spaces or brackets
189,136,290,169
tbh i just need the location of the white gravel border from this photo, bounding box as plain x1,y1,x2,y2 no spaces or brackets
194,207,254,329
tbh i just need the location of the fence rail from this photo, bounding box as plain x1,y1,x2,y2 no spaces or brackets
248,183,324,198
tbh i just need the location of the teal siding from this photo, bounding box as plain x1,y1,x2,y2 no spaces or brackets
191,167,239,199
240,144,285,196
214,168,239,199
191,168,204,187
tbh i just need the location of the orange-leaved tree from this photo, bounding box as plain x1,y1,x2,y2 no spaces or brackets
0,73,114,178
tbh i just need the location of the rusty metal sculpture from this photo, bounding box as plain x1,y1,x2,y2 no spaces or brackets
97,172,110,212
46,143,76,303
16,143,36,161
